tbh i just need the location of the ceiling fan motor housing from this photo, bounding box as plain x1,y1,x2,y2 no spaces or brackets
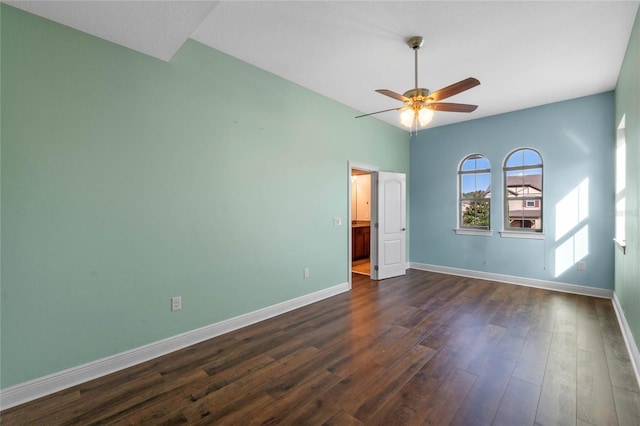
403,88,431,107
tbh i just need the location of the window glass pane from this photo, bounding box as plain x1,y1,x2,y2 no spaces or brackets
505,171,525,198
461,155,489,171
476,173,490,195
523,149,542,166
526,170,542,194
506,171,542,198
475,157,490,170
507,206,525,228
506,150,524,168
461,200,490,227
507,201,541,229
461,173,490,196
461,174,477,194
616,117,626,242
460,156,476,171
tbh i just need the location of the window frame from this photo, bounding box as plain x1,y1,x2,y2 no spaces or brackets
457,154,491,232
614,115,626,253
502,148,543,234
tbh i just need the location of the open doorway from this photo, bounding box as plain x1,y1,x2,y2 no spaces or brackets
351,169,372,276
348,162,407,287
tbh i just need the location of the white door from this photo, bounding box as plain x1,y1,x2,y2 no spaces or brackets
376,171,407,279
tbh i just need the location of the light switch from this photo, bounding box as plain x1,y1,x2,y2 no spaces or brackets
333,217,342,226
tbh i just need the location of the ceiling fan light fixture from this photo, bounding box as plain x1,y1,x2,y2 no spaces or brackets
400,108,416,127
418,107,434,126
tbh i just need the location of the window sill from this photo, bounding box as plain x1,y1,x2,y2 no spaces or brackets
614,238,626,255
455,228,492,237
500,231,545,240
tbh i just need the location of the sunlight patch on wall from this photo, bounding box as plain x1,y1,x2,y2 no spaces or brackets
556,178,589,241
555,225,589,277
554,178,589,277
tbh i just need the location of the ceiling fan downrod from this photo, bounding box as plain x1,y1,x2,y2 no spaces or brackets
407,36,424,90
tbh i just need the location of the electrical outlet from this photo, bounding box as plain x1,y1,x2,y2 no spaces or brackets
577,261,586,271
303,268,310,278
171,296,182,311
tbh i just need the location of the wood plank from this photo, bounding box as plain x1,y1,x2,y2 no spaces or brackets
493,324,529,362
373,367,477,425
493,377,540,426
3,270,640,425
0,388,81,425
577,349,618,425
535,348,578,426
179,347,317,422
297,362,390,419
238,370,341,425
450,356,515,425
576,295,606,353
322,409,364,426
352,344,437,422
512,328,553,386
612,386,640,426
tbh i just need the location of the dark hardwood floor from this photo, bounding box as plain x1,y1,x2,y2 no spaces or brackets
3,270,640,425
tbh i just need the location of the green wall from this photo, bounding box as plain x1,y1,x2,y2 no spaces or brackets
0,5,409,388
615,8,640,353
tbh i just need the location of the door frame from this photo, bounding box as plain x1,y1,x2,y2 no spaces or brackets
348,161,380,289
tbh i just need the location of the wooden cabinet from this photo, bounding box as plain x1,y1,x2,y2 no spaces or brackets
352,225,370,260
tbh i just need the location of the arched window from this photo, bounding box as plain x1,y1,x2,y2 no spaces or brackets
459,154,491,229
504,148,543,231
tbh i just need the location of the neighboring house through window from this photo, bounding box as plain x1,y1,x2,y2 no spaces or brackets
501,148,543,231
458,154,490,229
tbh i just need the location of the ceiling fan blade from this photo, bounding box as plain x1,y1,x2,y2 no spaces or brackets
427,102,478,113
375,89,410,103
355,107,403,118
428,77,480,102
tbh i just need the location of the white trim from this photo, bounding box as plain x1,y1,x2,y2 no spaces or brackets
349,161,379,173
409,262,613,299
612,292,640,389
0,282,349,410
500,230,545,240
614,238,627,255
454,228,492,236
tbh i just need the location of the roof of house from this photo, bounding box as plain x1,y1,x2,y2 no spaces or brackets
508,210,541,219
486,174,542,194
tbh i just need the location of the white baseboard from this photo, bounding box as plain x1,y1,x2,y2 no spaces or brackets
0,282,349,410
612,292,640,389
409,262,613,299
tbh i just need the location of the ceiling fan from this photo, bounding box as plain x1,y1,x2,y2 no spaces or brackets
356,36,480,128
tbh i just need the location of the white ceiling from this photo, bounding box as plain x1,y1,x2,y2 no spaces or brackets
6,1,639,130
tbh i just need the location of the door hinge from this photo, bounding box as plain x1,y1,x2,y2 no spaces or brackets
374,223,379,229
374,265,379,271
